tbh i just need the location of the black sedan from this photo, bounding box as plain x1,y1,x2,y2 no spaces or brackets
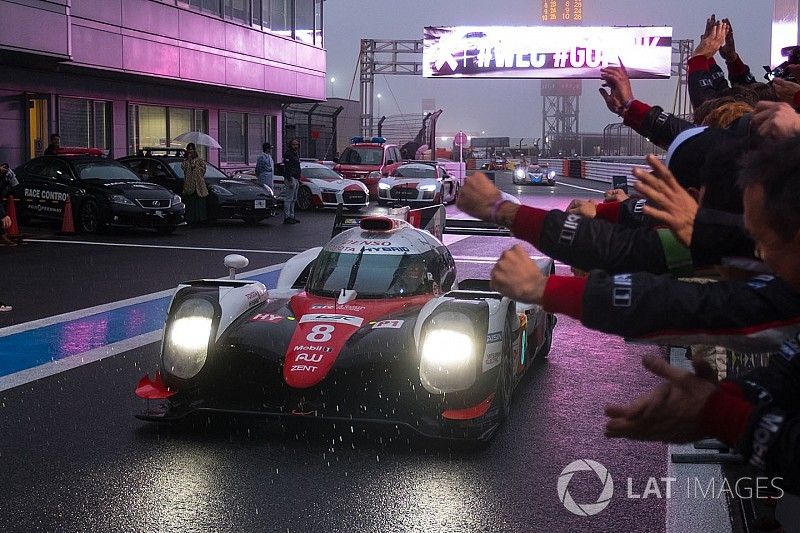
13,151,184,234
119,153,276,224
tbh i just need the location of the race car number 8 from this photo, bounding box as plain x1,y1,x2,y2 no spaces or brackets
307,324,335,342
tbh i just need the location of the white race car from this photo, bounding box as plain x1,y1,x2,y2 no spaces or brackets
237,162,369,211
377,162,460,207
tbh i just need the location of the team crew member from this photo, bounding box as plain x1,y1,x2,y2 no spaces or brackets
457,140,756,277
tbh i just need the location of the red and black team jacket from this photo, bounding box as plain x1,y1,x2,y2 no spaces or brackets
511,205,755,276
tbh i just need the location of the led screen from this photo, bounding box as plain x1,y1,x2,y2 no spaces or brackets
423,26,672,79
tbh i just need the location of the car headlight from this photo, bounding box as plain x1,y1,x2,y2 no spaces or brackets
109,194,135,206
368,171,383,180
378,182,390,190
419,184,436,192
209,184,233,196
321,188,337,193
163,298,215,380
419,312,477,394
515,168,525,178
548,171,556,179
172,194,182,205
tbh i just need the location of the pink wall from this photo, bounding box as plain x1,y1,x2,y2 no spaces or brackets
0,0,327,101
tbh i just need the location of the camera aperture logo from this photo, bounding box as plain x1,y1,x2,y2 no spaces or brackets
558,459,614,516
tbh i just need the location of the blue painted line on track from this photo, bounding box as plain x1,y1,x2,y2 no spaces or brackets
0,270,281,378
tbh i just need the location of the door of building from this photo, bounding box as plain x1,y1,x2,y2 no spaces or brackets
26,95,50,160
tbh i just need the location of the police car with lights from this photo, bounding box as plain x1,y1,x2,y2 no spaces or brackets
135,204,556,443
14,149,184,234
333,136,405,199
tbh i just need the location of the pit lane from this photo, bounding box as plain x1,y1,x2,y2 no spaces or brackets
0,173,671,532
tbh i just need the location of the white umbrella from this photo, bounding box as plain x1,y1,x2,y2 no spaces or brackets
172,131,222,149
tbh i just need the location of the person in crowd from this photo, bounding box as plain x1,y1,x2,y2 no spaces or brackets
181,143,209,224
604,137,800,495
282,138,301,224
43,133,60,155
255,142,274,190
0,163,18,247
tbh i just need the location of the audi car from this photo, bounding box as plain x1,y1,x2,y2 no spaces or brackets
13,150,184,234
513,163,557,186
377,162,459,207
119,150,276,224
236,162,369,211
135,206,556,443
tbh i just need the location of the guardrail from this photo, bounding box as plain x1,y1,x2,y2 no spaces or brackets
540,158,655,188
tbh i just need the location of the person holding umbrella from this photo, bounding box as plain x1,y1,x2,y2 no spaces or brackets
181,143,209,224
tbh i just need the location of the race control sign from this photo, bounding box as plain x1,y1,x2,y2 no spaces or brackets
423,26,672,79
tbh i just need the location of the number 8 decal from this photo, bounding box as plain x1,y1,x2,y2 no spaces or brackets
307,324,335,342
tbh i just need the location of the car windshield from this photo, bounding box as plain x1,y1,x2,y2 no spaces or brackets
340,147,383,165
75,161,141,181
168,161,227,179
392,165,437,179
302,167,342,181
307,250,431,298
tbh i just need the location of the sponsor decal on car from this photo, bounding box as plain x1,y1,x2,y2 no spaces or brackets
299,314,364,327
486,331,502,343
24,188,68,201
372,319,404,329
249,313,284,323
310,303,366,312
483,351,502,372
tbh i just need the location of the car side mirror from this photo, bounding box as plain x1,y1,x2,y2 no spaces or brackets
385,160,394,165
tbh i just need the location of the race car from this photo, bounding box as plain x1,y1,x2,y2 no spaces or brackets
13,150,184,234
119,150,277,224
135,206,556,443
236,162,369,211
512,163,557,186
377,162,459,207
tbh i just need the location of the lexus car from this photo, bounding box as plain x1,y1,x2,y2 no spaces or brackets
13,150,184,234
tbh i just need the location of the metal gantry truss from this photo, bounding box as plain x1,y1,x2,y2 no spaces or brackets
359,39,424,137
672,39,695,118
541,95,580,155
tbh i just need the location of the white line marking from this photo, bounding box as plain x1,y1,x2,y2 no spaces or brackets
0,263,285,338
0,330,162,392
555,181,607,194
23,239,300,255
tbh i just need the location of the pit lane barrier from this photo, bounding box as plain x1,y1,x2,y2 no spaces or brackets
539,157,653,188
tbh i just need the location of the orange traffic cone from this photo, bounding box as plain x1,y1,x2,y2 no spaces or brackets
5,195,19,237
58,196,76,235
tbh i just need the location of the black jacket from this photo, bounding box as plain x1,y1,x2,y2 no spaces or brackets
283,147,301,180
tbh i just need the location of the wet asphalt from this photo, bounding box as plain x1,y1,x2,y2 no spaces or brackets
0,174,669,532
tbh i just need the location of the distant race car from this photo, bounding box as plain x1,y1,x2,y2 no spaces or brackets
135,205,556,443
512,163,557,186
481,157,508,171
377,162,459,207
237,162,369,212
119,150,276,224
13,150,184,234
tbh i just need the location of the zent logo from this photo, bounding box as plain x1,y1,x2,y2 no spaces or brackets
557,459,614,516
